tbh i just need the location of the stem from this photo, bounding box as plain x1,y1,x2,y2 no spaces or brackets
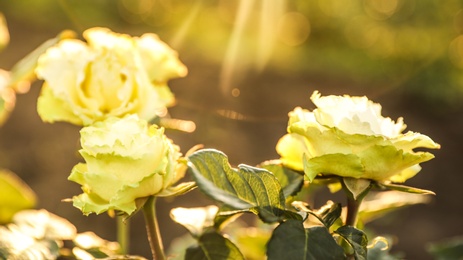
117,215,130,255
341,177,370,227
143,196,166,260
345,195,362,227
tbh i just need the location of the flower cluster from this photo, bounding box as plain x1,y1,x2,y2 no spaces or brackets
34,27,189,216
276,91,440,183
36,27,187,126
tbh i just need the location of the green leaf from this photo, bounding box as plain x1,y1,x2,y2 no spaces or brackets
0,13,9,52
335,226,368,260
13,209,77,240
378,182,435,195
8,30,76,89
157,181,197,197
367,237,401,260
315,203,342,228
359,191,432,224
0,226,60,260
343,177,371,200
167,233,197,260
185,231,245,260
187,149,287,223
292,201,342,228
73,231,120,259
267,219,345,260
427,236,463,260
213,205,246,230
233,227,272,260
0,170,37,224
259,160,304,198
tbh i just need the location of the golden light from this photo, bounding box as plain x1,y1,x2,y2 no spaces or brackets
318,0,355,18
277,12,310,47
120,0,154,15
231,87,241,97
449,35,463,69
364,0,401,20
344,16,381,49
159,118,196,133
454,9,463,34
395,28,432,59
366,26,395,59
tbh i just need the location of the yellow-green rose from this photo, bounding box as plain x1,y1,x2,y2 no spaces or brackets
68,114,186,215
36,27,187,126
276,91,440,183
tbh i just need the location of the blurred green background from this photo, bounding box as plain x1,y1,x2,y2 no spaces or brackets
0,0,462,259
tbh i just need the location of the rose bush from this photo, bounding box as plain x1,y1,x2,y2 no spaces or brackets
36,27,187,126
276,91,440,183
68,114,186,215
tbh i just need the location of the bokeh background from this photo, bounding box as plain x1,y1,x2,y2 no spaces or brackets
0,0,462,259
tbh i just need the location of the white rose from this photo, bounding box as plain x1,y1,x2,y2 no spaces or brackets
68,115,186,215
36,27,187,126
276,91,440,183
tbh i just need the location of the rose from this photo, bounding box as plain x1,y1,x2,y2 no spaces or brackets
68,115,186,215
276,91,440,183
36,27,187,126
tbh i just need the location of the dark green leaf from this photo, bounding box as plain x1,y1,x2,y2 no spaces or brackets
335,226,368,260
378,182,435,195
187,149,287,223
213,205,246,230
316,202,342,228
259,160,304,198
292,201,342,228
427,236,463,260
185,231,245,260
267,219,345,260
213,204,302,226
82,248,110,258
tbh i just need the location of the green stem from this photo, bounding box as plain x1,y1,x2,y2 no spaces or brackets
117,215,130,255
143,196,166,260
341,177,370,227
345,195,362,227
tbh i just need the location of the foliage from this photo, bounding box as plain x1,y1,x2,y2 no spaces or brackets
428,236,463,260
0,170,36,224
0,209,129,260
0,4,454,260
